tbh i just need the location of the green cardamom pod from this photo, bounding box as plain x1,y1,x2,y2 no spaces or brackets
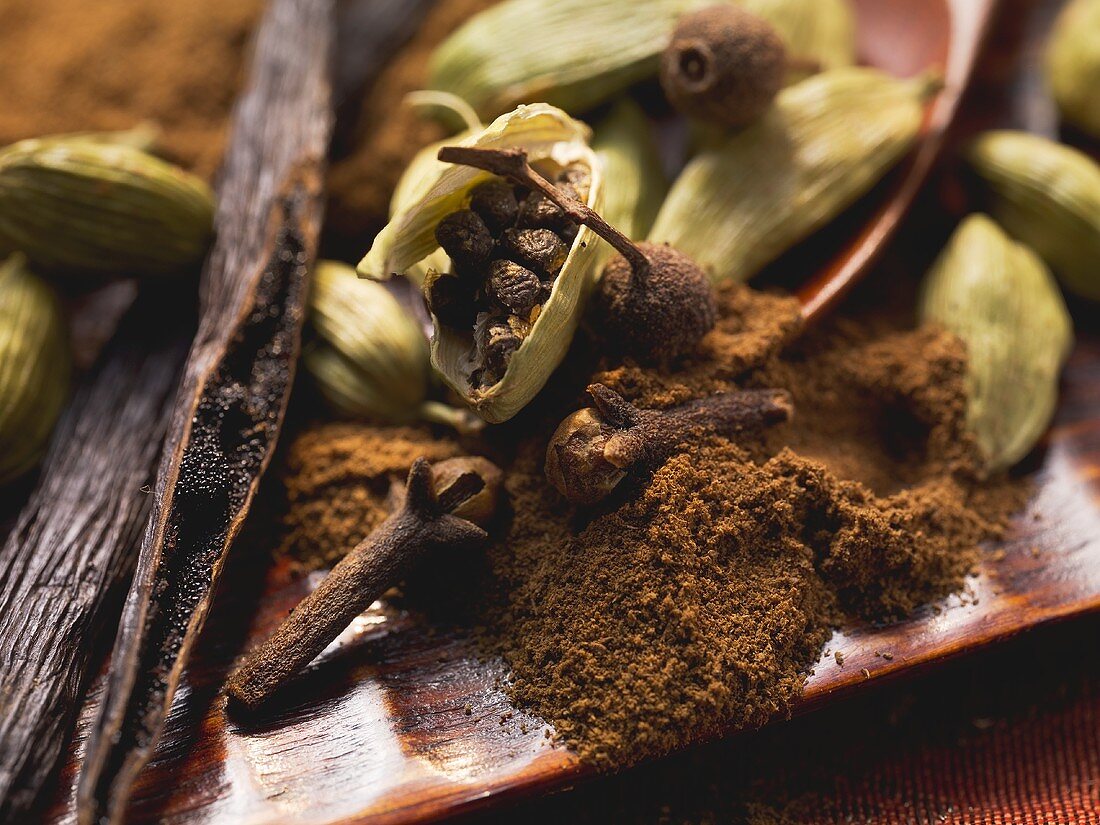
0,254,70,484
306,261,475,431
649,67,936,283
360,104,604,424
591,99,667,242
968,130,1100,301
0,136,214,276
1046,0,1100,139
919,215,1074,473
428,0,856,119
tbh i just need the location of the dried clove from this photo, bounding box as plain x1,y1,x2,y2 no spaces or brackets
660,5,790,129
545,383,793,505
436,146,717,364
226,456,503,712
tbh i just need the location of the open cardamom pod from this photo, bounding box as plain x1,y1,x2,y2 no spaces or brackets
968,130,1100,301
306,260,476,431
1046,0,1100,139
591,99,667,243
648,67,936,283
0,136,214,276
359,104,604,423
0,254,70,484
428,0,855,120
919,215,1074,473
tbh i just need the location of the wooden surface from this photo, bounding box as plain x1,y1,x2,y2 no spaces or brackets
38,0,1100,823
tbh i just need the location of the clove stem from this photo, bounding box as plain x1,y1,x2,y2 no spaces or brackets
437,145,651,278
226,457,495,712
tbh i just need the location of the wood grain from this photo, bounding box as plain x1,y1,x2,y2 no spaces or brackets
38,329,1100,825
73,1,334,822
0,287,191,822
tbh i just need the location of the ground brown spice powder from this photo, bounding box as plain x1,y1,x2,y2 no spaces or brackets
278,283,1023,769
0,0,262,177
279,423,462,571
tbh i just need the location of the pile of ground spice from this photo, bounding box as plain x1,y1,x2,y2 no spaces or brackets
276,283,1023,769
0,0,262,177
279,422,462,571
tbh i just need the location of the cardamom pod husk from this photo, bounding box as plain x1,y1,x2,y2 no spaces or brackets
0,253,70,484
359,103,604,424
591,99,667,242
306,261,476,431
0,137,214,276
919,214,1074,473
49,122,163,154
968,130,1100,301
649,67,935,283
1046,0,1100,139
428,0,856,119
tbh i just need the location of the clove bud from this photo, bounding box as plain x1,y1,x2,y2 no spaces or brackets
226,456,503,712
545,383,793,505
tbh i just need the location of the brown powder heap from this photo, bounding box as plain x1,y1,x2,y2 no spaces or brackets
277,284,1023,769
279,423,461,570
0,0,262,176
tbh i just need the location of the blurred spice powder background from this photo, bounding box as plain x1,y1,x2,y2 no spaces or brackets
0,0,493,254
1,0,1097,823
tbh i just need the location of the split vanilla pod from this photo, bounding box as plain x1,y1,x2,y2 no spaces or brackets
649,67,936,283
968,130,1100,301
428,0,856,119
0,253,69,484
360,103,606,424
919,215,1074,473
0,134,214,276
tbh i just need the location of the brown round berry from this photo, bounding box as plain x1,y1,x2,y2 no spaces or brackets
660,5,787,129
596,242,717,363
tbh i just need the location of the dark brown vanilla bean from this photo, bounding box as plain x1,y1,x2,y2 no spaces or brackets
226,456,502,712
75,2,334,823
0,286,191,823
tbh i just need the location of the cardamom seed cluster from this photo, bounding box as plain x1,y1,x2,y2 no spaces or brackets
427,165,590,388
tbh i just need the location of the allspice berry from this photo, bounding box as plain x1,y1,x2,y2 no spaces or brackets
660,4,787,129
596,242,717,363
